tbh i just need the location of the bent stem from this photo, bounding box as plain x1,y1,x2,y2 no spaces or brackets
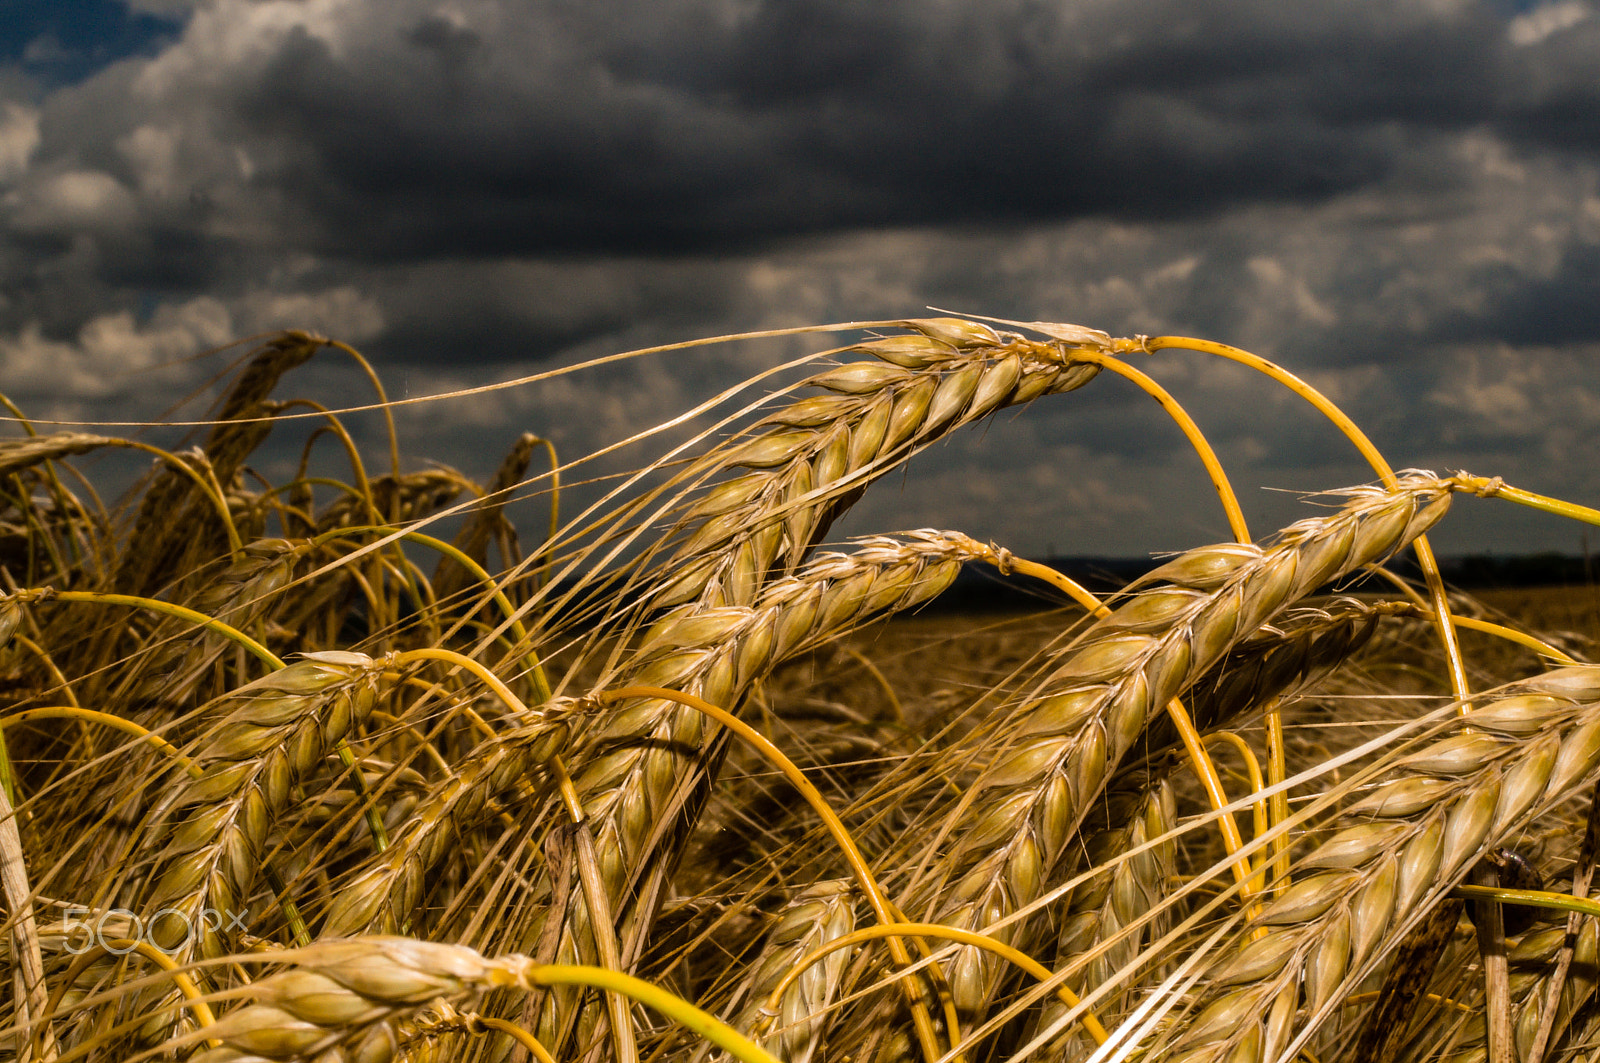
318,526,551,703
1071,350,1250,543
110,439,244,560
1144,335,1471,701
0,708,312,948
530,435,561,590
595,685,950,1063
474,1014,557,1063
327,339,403,487
392,647,541,717
7,589,390,853
0,707,200,779
25,589,283,670
526,964,782,1063
967,549,1260,901
763,921,1109,1048
40,938,219,1057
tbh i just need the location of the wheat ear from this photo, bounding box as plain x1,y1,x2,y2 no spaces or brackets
1149,666,1600,1063
881,476,1452,1030
645,319,1104,615
141,652,385,959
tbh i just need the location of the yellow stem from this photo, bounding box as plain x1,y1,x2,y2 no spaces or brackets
523,964,782,1063
392,647,538,717
319,526,551,703
42,938,218,1057
971,552,1261,907
1263,699,1292,892
596,686,948,1063
1069,350,1250,543
1342,990,1476,1015
1449,474,1600,529
762,921,1109,1047
1017,351,1277,902
475,1015,557,1063
1449,614,1577,664
1203,730,1268,847
1143,335,1469,701
35,590,282,670
12,633,79,707
327,340,403,488
985,553,1110,617
530,435,561,590
275,399,381,524
111,439,243,558
1453,884,1600,919
0,707,200,778
1167,697,1260,914
1366,588,1579,665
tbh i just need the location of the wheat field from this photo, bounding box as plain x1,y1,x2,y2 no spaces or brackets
2,318,1599,1063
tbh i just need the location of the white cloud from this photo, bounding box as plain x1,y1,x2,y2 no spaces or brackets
7,170,139,233
0,287,381,403
1246,256,1338,330
0,104,41,184
1,297,230,400
234,286,385,342
1508,1,1590,46
117,124,185,198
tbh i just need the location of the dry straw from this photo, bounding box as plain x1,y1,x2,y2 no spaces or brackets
4,316,1600,1063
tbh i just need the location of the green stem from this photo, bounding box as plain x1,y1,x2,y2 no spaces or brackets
525,964,781,1063
1453,884,1600,920
1451,474,1600,528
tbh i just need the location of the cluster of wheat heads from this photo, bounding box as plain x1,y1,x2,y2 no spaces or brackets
1,319,1599,1063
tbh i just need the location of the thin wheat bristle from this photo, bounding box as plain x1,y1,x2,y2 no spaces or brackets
9,316,1600,1063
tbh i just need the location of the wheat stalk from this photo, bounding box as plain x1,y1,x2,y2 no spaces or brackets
1145,666,1600,1063
723,880,857,1063
870,476,1452,1034
139,652,385,959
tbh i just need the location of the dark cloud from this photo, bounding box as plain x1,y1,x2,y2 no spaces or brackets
140,0,1529,260
4,0,1600,557
1440,241,1600,345
1497,12,1600,149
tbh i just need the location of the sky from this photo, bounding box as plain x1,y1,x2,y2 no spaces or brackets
2,0,1599,562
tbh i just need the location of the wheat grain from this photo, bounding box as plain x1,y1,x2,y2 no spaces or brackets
320,710,573,937
725,880,857,1063
1036,778,1178,1061
0,433,114,480
183,935,536,1063
141,652,385,959
651,320,1104,613
1150,666,1600,1063
876,477,1452,1038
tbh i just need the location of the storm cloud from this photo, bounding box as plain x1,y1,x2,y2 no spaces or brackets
2,0,1598,558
